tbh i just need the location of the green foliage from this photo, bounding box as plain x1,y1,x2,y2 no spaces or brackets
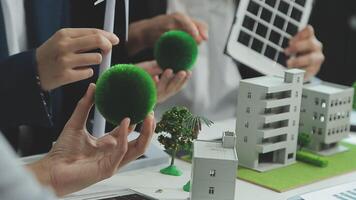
353,82,356,110
296,151,328,168
155,106,213,167
183,181,191,192
95,64,157,125
297,132,311,150
155,106,193,156
154,30,198,73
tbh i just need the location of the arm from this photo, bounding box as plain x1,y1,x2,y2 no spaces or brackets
0,50,52,127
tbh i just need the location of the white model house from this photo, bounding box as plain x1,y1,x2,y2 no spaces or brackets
299,82,354,155
236,69,304,172
190,131,238,200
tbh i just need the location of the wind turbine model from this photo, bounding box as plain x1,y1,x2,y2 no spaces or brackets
92,0,129,137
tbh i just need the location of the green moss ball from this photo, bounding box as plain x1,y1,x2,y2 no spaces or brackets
95,64,157,125
154,30,198,73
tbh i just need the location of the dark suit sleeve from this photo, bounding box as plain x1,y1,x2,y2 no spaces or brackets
0,50,52,128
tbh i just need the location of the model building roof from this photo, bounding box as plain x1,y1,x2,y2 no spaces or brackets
304,82,352,95
193,140,238,161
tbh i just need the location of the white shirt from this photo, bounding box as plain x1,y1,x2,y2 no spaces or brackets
1,0,28,56
156,0,241,121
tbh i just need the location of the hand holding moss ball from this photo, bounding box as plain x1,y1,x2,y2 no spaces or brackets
154,30,198,73
95,64,157,125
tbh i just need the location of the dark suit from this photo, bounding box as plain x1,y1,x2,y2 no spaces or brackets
0,1,70,152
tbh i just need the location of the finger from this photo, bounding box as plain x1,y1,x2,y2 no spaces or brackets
193,19,209,40
166,71,187,92
157,69,173,92
110,118,131,139
289,25,314,45
287,52,324,68
69,34,115,54
285,38,320,55
68,67,95,83
153,75,160,85
66,83,96,129
119,113,155,167
136,60,163,76
57,28,119,44
172,13,202,43
64,53,103,68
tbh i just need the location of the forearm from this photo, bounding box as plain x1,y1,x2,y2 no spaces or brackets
127,20,151,56
0,50,52,127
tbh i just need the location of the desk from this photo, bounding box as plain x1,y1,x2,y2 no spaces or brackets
71,119,356,200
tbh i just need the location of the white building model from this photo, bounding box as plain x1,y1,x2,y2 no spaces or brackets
190,131,238,200
299,82,354,155
236,69,304,172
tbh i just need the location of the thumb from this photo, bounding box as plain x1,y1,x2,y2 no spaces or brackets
66,83,96,129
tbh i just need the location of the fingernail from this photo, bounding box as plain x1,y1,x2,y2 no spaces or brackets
112,34,120,45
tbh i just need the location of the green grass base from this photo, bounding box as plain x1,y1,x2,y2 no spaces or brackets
178,143,356,192
183,181,191,192
160,165,183,176
238,143,356,192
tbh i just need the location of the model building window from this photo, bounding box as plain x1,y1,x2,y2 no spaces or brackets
244,136,248,143
320,114,325,122
315,98,319,105
349,97,352,104
297,76,301,83
288,153,294,159
294,106,297,112
331,100,334,107
321,99,327,108
295,91,299,98
209,187,215,195
248,92,252,99
318,128,323,135
313,112,318,120
209,170,216,177
246,107,251,113
312,127,316,134
245,121,249,128
292,120,296,126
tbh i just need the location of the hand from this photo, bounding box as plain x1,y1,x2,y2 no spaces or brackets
136,60,192,103
36,28,120,91
128,12,208,56
27,84,155,196
285,25,325,80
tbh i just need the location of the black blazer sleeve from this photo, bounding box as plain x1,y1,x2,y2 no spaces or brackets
0,50,52,128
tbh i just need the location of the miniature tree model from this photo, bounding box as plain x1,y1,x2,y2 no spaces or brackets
155,106,213,177
297,132,311,151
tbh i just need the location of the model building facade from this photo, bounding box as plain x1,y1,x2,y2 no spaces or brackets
236,69,304,172
190,131,238,200
299,82,354,155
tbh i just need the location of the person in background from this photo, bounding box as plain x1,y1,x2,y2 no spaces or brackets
0,83,156,199
120,0,325,121
0,0,189,155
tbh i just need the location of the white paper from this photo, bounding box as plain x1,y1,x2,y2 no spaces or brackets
300,181,356,200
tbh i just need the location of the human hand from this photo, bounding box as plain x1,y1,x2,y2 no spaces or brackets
284,25,325,80
128,12,208,56
36,28,120,91
27,84,155,196
136,60,192,103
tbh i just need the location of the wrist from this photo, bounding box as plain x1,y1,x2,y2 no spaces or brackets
26,157,53,190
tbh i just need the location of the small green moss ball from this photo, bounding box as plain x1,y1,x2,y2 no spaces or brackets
154,30,198,73
95,64,157,125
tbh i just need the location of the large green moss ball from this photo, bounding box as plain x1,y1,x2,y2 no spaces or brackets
95,64,157,125
154,30,198,73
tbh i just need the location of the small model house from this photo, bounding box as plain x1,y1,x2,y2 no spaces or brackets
236,69,304,172
190,131,238,200
299,82,354,155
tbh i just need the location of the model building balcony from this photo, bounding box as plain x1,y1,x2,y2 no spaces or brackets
262,98,293,109
256,141,287,154
257,126,289,139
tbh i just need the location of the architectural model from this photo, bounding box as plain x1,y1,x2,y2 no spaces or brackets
236,69,304,172
299,82,354,155
190,131,238,200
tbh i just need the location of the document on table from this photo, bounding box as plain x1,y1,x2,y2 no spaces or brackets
299,181,356,200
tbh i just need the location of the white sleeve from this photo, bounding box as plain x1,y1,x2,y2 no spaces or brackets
0,132,57,200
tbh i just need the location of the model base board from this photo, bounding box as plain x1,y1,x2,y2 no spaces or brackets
238,142,356,192
180,142,356,193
